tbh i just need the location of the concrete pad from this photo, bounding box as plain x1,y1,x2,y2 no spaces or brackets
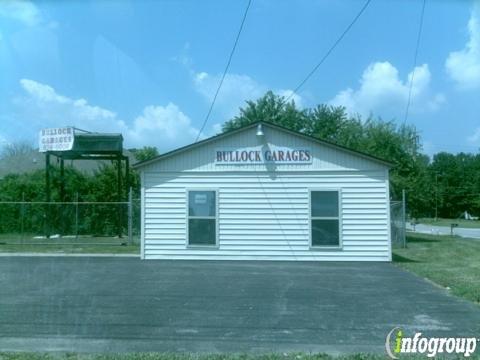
0,257,479,354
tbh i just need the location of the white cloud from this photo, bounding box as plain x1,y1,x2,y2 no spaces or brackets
19,79,122,134
21,79,69,104
330,61,444,119
15,79,200,150
193,71,303,119
212,122,223,135
276,89,304,108
445,2,480,90
468,127,480,143
193,72,264,118
0,133,9,147
421,140,436,158
127,104,200,149
174,44,303,119
0,0,41,26
172,42,193,67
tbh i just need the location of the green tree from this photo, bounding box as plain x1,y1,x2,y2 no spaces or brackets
304,104,362,148
0,166,94,234
428,152,480,218
222,92,431,216
130,146,159,162
0,141,34,159
222,91,308,132
356,118,428,212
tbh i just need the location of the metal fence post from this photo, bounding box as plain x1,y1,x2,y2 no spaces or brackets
75,192,79,240
402,189,406,248
1,198,142,246
21,192,25,245
128,187,133,245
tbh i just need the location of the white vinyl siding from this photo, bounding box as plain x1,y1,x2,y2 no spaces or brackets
142,171,390,261
138,122,391,262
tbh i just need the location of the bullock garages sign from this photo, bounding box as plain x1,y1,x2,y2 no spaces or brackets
39,127,74,152
215,147,312,165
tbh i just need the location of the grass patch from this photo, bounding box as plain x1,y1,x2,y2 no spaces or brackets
0,353,459,360
393,232,480,304
0,234,139,254
417,217,480,228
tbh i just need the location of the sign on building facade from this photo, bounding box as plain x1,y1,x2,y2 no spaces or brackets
215,146,312,165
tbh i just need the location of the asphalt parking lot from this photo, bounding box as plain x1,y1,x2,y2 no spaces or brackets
0,257,479,354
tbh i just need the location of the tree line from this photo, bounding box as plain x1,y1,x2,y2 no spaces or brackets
0,162,141,236
0,91,478,236
223,92,479,219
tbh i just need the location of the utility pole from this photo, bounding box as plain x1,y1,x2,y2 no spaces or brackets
402,189,406,248
45,152,51,238
435,172,438,222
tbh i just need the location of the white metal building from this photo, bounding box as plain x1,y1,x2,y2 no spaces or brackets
133,121,392,261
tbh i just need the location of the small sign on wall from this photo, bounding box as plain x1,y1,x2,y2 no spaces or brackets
215,147,312,165
194,194,207,204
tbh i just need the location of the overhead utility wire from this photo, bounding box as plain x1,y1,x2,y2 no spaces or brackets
195,0,252,142
283,0,372,104
403,0,427,125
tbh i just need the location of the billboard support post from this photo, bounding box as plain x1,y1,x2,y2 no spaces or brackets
117,157,122,238
45,152,51,239
60,157,65,236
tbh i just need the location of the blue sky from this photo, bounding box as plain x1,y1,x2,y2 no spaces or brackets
0,0,479,157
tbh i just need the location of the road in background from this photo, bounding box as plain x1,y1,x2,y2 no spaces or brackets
407,223,480,239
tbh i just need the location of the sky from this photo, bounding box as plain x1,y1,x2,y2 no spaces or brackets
0,0,479,157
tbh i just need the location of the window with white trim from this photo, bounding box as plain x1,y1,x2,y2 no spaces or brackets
188,190,216,246
311,190,340,247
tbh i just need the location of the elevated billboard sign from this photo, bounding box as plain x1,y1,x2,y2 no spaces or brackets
39,127,74,152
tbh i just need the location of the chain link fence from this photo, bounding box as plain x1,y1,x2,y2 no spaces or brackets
0,198,140,246
391,200,406,248
2,194,406,250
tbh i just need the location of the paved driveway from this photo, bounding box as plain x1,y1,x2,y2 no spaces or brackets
0,257,479,354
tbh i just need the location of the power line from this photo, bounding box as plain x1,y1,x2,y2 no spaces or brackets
283,0,372,104
403,0,427,125
195,0,252,142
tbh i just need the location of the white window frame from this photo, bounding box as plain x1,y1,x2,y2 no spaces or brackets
309,188,343,250
186,189,219,248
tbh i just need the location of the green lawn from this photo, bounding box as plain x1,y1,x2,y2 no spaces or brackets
416,217,480,228
0,234,140,254
0,353,454,360
393,232,480,304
